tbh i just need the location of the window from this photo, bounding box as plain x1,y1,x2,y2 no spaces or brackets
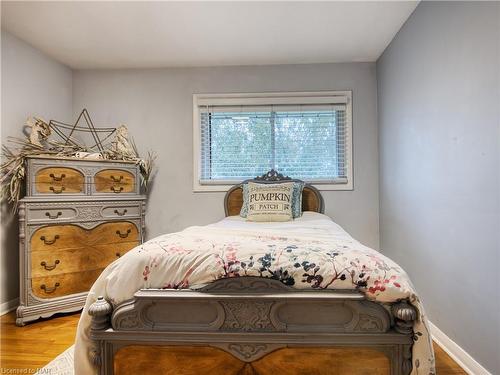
193,92,353,191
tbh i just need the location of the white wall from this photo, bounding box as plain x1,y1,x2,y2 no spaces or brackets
72,63,380,248
377,2,499,373
1,30,73,305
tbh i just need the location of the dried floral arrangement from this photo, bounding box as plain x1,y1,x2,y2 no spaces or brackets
1,110,155,208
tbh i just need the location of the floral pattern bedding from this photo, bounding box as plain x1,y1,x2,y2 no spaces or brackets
74,212,435,375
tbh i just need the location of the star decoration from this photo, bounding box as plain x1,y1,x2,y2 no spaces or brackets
49,109,116,153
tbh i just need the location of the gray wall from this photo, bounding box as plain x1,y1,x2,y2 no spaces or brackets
72,63,380,248
377,2,499,373
1,31,73,305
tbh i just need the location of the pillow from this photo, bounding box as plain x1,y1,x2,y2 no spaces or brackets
240,183,250,217
246,182,294,222
291,181,305,218
240,181,304,219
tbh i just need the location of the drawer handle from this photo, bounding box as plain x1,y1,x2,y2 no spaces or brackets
40,259,60,271
114,209,128,216
45,211,62,219
116,252,121,258
110,175,123,183
110,186,124,193
49,186,65,194
41,283,60,294
40,235,60,245
116,229,131,238
49,173,66,182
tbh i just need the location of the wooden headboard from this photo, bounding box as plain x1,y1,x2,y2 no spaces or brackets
223,170,324,217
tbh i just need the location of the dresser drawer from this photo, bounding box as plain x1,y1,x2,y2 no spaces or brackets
26,206,78,222
30,241,139,278
26,200,144,224
31,269,104,299
101,204,141,218
92,221,139,243
31,225,83,252
94,169,136,194
31,222,140,252
35,167,85,195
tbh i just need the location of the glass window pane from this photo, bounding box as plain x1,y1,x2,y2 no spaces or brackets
209,112,272,180
274,111,340,180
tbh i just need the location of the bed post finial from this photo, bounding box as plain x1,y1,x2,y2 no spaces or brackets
89,296,112,330
392,300,416,375
391,299,417,335
88,296,112,368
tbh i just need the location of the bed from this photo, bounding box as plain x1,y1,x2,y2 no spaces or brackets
74,171,435,375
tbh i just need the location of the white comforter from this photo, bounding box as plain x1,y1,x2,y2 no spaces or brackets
74,212,435,374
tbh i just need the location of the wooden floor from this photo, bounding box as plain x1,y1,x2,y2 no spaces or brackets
0,311,467,374
1,311,79,371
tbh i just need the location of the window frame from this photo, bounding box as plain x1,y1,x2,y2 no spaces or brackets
193,91,353,192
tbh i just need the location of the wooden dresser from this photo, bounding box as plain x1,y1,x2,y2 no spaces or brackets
16,156,146,326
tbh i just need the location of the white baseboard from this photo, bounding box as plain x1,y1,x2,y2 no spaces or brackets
0,297,19,316
429,321,491,375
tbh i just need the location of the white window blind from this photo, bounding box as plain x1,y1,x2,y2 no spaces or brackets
194,92,352,191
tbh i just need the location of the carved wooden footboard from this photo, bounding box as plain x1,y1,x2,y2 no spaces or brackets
88,277,416,375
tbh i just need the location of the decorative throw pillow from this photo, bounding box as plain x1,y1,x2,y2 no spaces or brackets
246,182,294,222
291,181,305,218
240,181,305,219
239,183,250,218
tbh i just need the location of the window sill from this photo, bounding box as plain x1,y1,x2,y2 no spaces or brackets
193,181,353,192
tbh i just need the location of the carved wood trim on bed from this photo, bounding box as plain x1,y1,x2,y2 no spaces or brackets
224,169,324,216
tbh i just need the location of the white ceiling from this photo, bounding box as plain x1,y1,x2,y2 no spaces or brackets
1,1,418,70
